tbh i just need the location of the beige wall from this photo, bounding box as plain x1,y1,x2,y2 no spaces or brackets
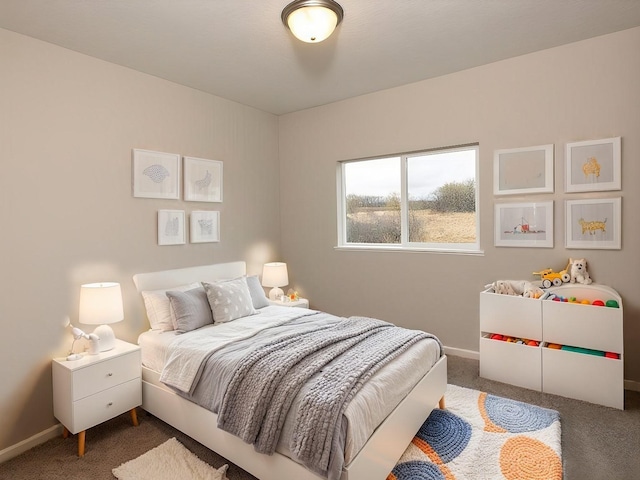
279,28,640,379
0,29,281,451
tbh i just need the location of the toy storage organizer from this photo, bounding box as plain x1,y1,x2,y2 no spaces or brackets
479,284,623,409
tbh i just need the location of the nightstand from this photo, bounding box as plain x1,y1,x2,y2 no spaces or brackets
270,297,309,308
52,339,142,457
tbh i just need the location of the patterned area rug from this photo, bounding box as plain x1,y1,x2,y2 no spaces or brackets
389,384,563,480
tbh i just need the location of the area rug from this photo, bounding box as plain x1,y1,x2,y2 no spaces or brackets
112,437,228,480
388,384,563,480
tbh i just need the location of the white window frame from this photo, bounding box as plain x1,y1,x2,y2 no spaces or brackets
336,144,481,254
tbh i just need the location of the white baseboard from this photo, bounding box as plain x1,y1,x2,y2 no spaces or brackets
0,423,62,464
624,379,640,392
443,345,479,360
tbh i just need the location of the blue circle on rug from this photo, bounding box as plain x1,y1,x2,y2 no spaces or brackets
484,395,558,433
415,408,472,463
391,461,445,480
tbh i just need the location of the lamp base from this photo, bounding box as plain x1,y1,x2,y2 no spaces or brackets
92,324,116,352
269,287,285,301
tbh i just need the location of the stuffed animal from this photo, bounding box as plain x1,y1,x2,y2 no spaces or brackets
569,258,592,284
486,280,544,298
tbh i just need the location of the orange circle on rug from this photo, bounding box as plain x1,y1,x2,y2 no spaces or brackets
500,436,562,480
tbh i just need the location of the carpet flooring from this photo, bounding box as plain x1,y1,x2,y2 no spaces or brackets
1,355,639,479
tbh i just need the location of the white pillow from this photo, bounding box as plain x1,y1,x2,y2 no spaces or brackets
203,277,257,324
141,282,201,331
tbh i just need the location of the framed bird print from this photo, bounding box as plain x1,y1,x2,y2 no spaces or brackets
183,157,223,202
132,149,181,199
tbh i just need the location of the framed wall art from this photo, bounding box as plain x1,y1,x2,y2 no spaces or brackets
190,210,220,243
565,137,621,192
494,144,554,195
184,157,223,202
132,149,181,199
565,198,621,249
494,201,554,248
158,210,186,245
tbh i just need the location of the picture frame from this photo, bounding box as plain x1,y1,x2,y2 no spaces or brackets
132,149,181,199
183,157,223,202
493,144,554,195
157,210,186,245
190,211,220,243
565,137,621,192
494,201,554,248
565,198,621,250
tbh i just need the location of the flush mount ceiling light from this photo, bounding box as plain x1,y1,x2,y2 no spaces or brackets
281,0,344,43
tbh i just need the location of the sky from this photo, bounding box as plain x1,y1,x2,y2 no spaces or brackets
344,148,476,199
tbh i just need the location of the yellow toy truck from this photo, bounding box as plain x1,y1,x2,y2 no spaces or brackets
533,267,571,288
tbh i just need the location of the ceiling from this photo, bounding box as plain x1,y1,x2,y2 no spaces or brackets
2,1,640,115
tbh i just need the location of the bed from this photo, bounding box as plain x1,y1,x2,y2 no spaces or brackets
133,261,447,480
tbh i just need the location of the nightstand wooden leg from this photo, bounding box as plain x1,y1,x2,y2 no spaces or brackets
62,426,69,439
130,408,139,427
78,430,86,457
438,396,445,409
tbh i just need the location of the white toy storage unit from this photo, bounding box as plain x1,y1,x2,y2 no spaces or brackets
480,283,623,409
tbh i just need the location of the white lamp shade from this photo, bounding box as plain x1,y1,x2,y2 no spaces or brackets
262,263,289,287
286,6,339,43
79,282,124,325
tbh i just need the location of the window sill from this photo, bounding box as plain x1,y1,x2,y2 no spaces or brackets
334,245,484,256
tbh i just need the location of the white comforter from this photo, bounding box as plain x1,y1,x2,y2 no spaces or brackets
138,306,442,471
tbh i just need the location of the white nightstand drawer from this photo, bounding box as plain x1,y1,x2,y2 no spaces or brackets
71,378,142,434
73,350,141,400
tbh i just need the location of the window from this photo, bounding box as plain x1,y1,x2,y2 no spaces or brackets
337,145,479,252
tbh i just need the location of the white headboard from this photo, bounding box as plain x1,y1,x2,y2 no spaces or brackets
132,261,246,292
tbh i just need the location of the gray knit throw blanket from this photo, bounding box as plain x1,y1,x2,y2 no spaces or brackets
217,316,437,478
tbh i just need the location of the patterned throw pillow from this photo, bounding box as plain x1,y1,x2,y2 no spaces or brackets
203,277,257,324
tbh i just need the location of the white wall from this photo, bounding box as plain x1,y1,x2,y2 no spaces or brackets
0,28,281,452
278,28,640,380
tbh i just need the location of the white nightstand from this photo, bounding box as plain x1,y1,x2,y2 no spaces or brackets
52,339,142,457
270,297,309,308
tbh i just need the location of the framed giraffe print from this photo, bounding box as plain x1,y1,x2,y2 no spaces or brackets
183,157,223,202
565,137,621,193
493,144,554,195
565,198,621,250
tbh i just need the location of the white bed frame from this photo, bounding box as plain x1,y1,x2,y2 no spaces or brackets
133,261,447,480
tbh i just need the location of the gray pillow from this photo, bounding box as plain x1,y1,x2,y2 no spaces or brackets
166,287,214,333
246,275,269,309
203,277,257,324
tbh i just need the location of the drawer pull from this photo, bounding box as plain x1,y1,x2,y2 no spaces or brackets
107,402,113,407
107,373,113,377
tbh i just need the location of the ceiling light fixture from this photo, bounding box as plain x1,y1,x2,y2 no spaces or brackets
281,0,344,44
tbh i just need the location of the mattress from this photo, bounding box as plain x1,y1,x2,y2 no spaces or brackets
138,306,441,468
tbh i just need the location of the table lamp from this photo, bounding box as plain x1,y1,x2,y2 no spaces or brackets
262,262,289,301
79,282,124,353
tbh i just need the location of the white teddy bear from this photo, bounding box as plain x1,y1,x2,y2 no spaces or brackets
486,280,544,298
569,258,592,285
